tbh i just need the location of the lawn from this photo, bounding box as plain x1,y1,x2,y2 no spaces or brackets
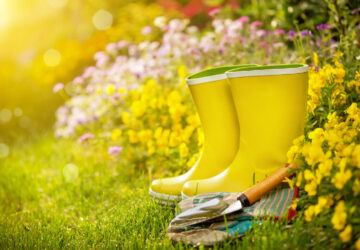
0,134,345,249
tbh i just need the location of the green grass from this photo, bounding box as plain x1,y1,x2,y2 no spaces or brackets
0,134,333,249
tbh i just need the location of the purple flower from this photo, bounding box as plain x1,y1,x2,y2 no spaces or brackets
316,24,332,30
287,30,297,39
108,146,123,155
141,26,153,36
300,30,313,37
53,83,64,93
77,133,94,143
208,8,220,17
274,29,285,35
236,16,249,24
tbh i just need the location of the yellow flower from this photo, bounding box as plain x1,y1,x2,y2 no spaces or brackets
333,66,345,83
283,177,294,190
111,128,122,142
302,143,325,165
331,201,347,230
157,129,170,148
339,225,352,242
296,172,303,187
353,179,360,196
197,128,204,146
178,65,187,85
313,52,319,67
167,90,182,106
118,87,126,94
304,169,315,181
96,86,102,95
308,128,324,143
147,140,155,155
169,131,182,147
304,205,315,222
332,169,352,190
346,103,359,121
127,130,139,144
169,103,187,123
182,126,195,143
106,84,116,95
138,129,152,143
179,143,189,158
291,199,297,211
187,154,199,167
304,180,317,196
178,65,187,79
130,100,147,117
314,195,332,215
287,145,299,163
352,145,360,168
356,238,360,250
154,127,163,139
121,112,131,125
318,159,332,176
186,114,201,127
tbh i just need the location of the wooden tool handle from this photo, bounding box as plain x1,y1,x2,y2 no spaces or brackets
239,163,297,206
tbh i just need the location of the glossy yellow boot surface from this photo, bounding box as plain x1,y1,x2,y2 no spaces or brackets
150,65,257,203
182,64,308,197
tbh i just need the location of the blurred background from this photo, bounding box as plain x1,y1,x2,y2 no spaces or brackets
0,0,358,143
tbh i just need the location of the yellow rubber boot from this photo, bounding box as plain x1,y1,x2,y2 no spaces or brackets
150,65,257,204
182,64,308,197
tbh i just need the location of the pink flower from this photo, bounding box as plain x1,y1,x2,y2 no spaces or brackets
53,83,64,93
106,43,118,53
208,8,220,17
141,26,153,35
73,76,84,84
117,40,128,49
250,21,262,28
236,16,249,24
108,146,123,155
274,29,285,35
77,133,94,143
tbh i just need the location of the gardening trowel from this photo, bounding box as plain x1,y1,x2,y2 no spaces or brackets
170,163,296,229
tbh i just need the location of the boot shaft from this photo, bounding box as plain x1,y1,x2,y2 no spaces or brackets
186,65,256,164
227,64,308,175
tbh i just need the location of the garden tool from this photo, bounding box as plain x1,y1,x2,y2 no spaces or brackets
181,64,308,198
170,163,296,229
150,65,258,204
167,184,298,246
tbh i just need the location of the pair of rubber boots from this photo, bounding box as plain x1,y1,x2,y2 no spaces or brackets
149,64,309,204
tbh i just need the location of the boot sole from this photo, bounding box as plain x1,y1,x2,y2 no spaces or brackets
149,188,182,205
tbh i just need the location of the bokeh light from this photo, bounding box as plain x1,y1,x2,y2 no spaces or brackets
63,163,79,182
0,109,12,123
43,49,62,67
92,9,113,30
13,108,23,117
0,143,9,158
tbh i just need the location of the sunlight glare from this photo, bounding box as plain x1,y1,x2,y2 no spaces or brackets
48,0,68,9
0,0,11,31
